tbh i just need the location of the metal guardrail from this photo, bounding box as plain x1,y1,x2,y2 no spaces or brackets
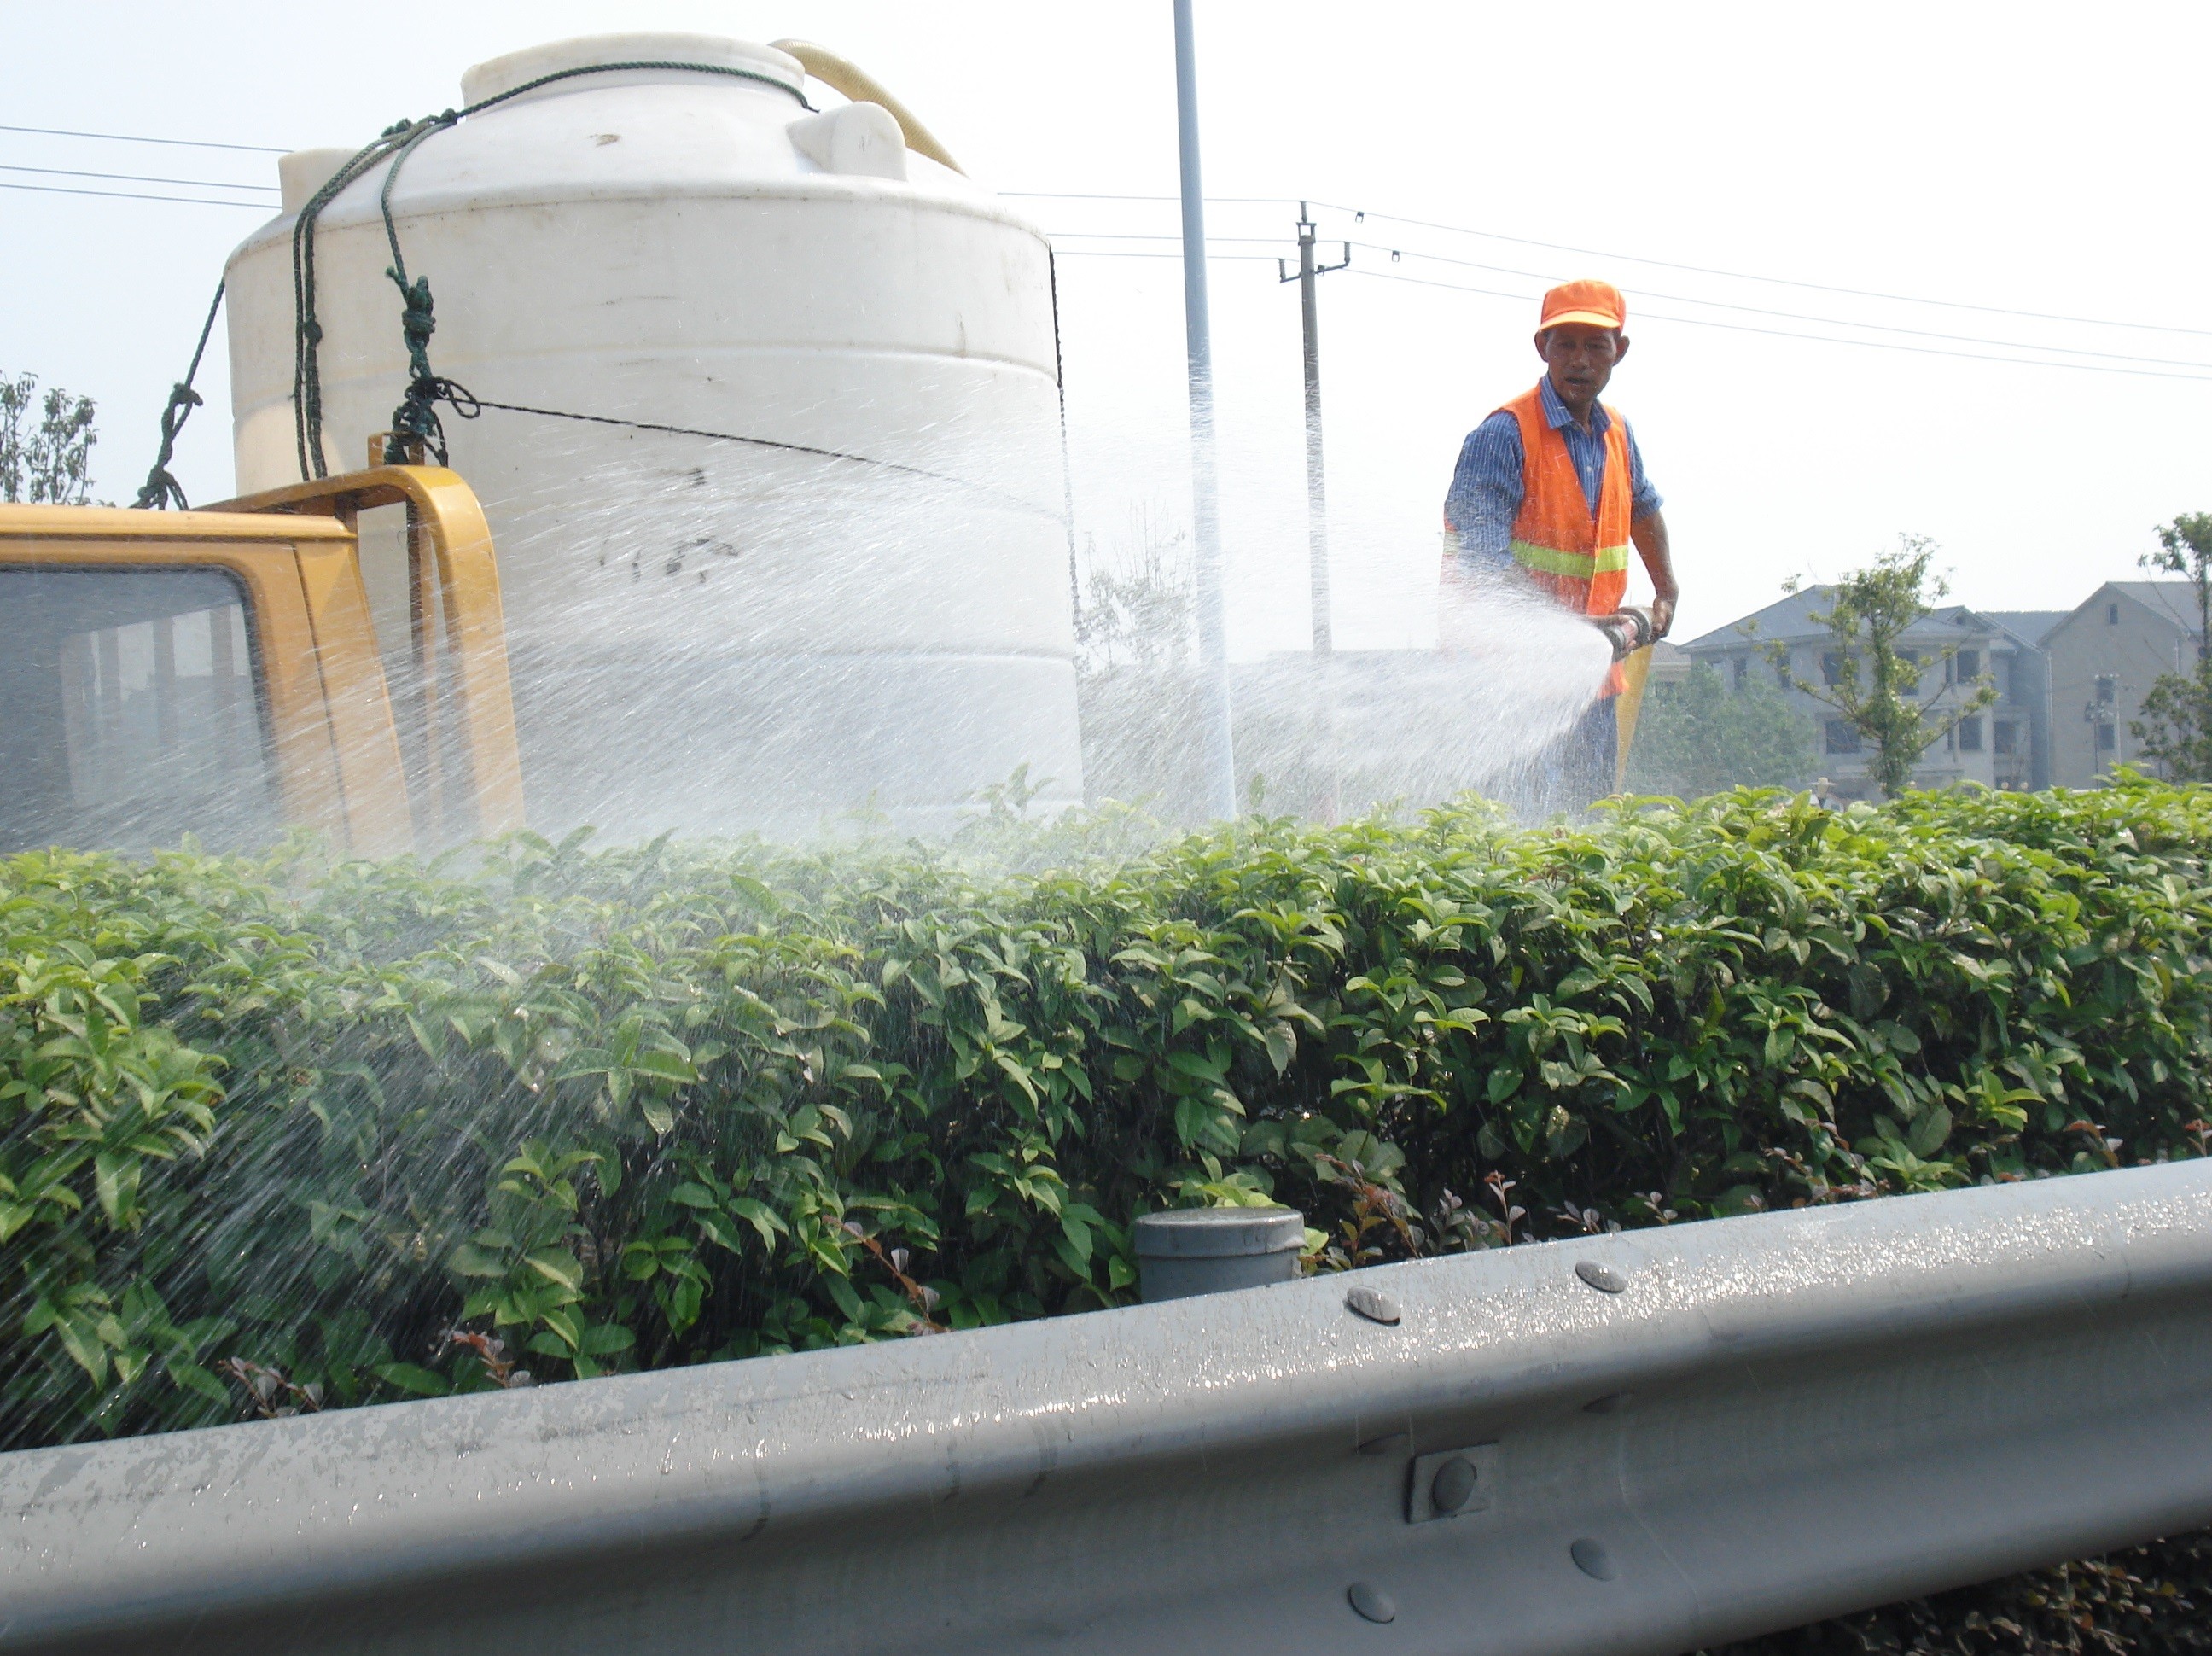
5,1160,2212,1655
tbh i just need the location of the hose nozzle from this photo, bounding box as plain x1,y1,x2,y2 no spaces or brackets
1592,604,1656,662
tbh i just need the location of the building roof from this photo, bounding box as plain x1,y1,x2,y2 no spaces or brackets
1979,610,2068,646
2095,581,2203,637
1680,586,2013,651
1646,637,1691,683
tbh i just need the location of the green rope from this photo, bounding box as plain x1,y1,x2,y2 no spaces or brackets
292,59,813,480
133,278,226,510
376,114,477,464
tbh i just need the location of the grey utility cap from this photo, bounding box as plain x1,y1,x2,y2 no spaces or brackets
1132,1206,1306,1302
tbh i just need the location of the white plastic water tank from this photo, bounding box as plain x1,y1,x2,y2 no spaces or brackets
224,33,1081,838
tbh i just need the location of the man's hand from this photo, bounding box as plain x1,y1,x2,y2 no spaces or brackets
1631,511,1679,640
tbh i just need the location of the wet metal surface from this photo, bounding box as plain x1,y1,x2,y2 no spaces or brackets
5,1162,2212,1655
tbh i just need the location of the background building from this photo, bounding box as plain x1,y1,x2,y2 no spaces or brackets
1674,580,2208,796
1679,592,2055,799
2041,583,2203,786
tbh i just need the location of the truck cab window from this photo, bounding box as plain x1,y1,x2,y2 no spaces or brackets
0,567,277,854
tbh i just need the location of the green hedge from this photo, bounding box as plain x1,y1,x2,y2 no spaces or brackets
6,779,2212,1647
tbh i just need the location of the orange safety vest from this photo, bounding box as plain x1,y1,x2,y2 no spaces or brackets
1502,382,1633,697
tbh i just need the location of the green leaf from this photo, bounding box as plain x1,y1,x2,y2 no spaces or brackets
629,1050,698,1084
729,1198,787,1245
1908,1103,1954,1159
524,1248,585,1295
168,1359,232,1408
449,1243,510,1280
580,1322,637,1356
375,1362,452,1397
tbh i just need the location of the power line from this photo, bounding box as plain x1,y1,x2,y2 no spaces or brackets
1012,188,2211,341
1054,249,1281,263
1310,198,2212,341
0,179,270,207
1006,190,1294,207
2,137,2197,343
14,137,2205,362
0,123,288,154
1047,230,1284,248
1341,266,2212,382
0,162,275,194
1051,230,2212,370
1342,241,2212,370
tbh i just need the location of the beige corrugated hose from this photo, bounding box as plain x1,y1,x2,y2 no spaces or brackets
770,40,965,176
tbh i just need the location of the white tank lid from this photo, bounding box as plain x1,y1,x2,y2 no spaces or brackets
459,33,806,108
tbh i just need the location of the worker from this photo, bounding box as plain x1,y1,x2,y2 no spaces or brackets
1441,278,1680,815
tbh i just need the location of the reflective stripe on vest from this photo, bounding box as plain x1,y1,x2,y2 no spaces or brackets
1501,382,1636,696
1510,539,1632,581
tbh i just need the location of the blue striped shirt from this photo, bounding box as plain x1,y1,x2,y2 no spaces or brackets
1443,377,1663,571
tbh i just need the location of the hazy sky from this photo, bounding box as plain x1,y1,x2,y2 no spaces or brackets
8,2,2209,649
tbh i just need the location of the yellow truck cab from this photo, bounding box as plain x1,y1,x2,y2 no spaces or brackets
0,466,523,859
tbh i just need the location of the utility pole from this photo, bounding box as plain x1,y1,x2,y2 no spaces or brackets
1173,0,1237,819
1277,204,1350,653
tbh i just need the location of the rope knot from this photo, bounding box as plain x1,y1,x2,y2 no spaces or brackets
380,265,477,465
387,265,439,380
135,280,225,510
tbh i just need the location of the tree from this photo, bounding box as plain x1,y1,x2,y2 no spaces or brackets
1766,535,1994,798
2128,513,2212,781
0,373,100,505
1073,513,1195,677
1623,662,1817,797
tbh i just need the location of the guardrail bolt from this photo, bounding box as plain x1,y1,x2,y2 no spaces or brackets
1569,1538,1618,1581
1429,1455,1478,1513
1133,1207,1306,1302
1345,1283,1400,1324
1575,1260,1628,1294
1346,1580,1398,1624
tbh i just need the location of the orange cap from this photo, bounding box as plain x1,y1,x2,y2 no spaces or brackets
1539,278,1627,333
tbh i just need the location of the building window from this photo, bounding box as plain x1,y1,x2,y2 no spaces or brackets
1732,655,1748,688
1821,650,1847,686
1897,650,1919,697
1959,716,1984,752
1954,649,1979,683
1994,720,2017,756
2097,721,2117,753
2108,603,2121,625
2095,674,2116,705
1774,655,1792,688
1825,720,1862,755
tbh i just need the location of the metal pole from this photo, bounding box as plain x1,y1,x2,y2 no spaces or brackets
1173,0,1237,819
1277,211,1350,819
1295,206,1330,654
1049,249,1082,638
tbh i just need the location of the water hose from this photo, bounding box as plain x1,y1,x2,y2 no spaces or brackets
1595,606,1659,790
769,40,965,175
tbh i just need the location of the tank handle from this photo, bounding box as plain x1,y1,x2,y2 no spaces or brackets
769,40,965,176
